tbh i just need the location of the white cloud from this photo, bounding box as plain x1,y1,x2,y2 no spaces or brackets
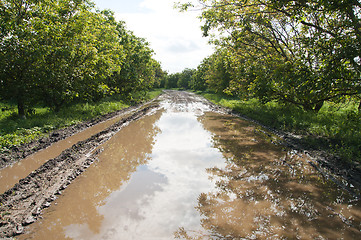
167,40,199,53
109,0,214,73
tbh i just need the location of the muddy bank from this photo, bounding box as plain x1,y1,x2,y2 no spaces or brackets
0,103,156,194
201,98,361,196
0,102,159,238
0,103,148,170
228,110,361,197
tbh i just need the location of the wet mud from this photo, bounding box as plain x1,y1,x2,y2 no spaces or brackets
0,111,138,194
0,102,159,238
18,110,164,240
18,94,228,239
1,91,361,239
0,104,145,170
175,113,361,239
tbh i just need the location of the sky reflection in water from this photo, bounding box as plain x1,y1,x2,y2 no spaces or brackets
83,111,225,239
20,102,226,240
19,98,361,240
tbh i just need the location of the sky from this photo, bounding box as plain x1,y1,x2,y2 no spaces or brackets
92,0,214,73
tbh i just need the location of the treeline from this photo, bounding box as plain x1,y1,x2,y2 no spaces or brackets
0,0,165,117
176,0,361,112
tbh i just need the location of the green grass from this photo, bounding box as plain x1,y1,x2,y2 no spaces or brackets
200,92,361,164
144,89,164,100
0,89,163,152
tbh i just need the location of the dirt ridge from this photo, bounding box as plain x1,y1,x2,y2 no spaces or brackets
0,103,146,170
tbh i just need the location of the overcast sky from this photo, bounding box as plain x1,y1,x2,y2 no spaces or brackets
92,0,214,73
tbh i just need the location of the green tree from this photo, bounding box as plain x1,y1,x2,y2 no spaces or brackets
38,4,124,111
109,22,158,99
177,68,194,89
165,73,180,89
0,0,47,117
204,49,233,94
152,60,167,88
0,0,126,114
190,63,208,91
180,0,361,111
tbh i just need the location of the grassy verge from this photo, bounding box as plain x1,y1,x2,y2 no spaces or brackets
0,89,163,152
199,91,361,164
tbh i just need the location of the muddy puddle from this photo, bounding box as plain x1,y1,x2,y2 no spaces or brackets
0,113,132,194
19,94,361,239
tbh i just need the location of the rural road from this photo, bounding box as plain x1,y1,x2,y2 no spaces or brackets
0,91,360,239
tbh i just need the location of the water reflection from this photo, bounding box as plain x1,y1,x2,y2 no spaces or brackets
64,165,167,239
0,113,131,194
18,100,361,239
19,111,163,240
20,104,227,239
90,111,226,239
176,113,361,239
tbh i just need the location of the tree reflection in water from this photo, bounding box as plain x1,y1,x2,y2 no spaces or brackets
175,113,361,239
19,111,163,240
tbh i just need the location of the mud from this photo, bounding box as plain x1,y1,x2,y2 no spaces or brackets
0,90,361,239
177,113,361,239
17,93,229,239
226,108,361,195
0,108,139,194
0,101,160,238
0,104,144,170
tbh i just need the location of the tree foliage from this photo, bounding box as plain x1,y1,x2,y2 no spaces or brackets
109,22,164,100
178,0,361,111
165,69,195,89
0,0,163,117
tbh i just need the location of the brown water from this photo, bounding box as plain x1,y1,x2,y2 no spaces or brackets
0,112,132,194
183,113,361,239
19,97,361,239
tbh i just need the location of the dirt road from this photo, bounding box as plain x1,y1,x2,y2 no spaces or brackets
0,91,360,238
0,99,160,238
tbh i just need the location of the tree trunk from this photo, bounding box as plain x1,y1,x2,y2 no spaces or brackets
302,101,324,112
54,103,61,113
17,100,26,119
314,101,324,113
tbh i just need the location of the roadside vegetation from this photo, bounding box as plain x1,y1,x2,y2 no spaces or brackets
0,0,166,118
0,0,165,152
0,90,163,153
201,92,361,163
